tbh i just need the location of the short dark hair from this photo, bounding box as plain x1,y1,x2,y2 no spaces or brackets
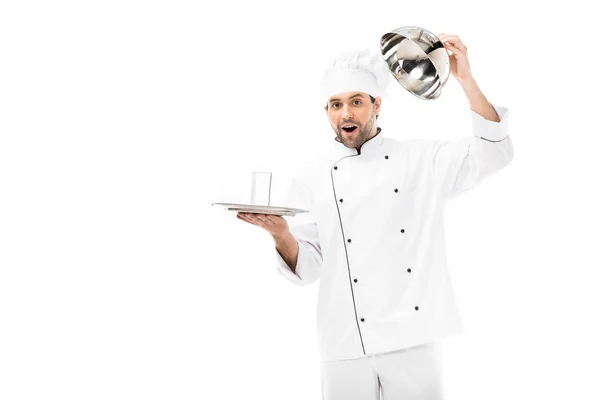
369,95,379,120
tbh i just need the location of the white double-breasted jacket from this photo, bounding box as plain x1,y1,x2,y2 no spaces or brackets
275,105,513,362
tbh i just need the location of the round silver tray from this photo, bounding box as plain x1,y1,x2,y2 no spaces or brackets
212,202,308,217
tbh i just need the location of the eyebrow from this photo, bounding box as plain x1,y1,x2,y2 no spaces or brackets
329,93,365,103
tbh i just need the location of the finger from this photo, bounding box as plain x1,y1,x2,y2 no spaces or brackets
237,213,255,224
438,33,458,42
263,214,279,224
238,212,254,222
444,43,463,56
242,212,259,223
439,35,467,52
437,33,449,42
254,214,274,225
438,34,459,42
265,214,275,224
438,34,467,53
267,214,283,225
246,213,269,228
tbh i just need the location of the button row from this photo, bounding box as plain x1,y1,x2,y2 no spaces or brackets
352,267,413,286
345,230,406,244
360,306,419,323
334,155,391,171
337,188,400,202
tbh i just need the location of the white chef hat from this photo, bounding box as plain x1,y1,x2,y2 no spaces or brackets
322,48,392,104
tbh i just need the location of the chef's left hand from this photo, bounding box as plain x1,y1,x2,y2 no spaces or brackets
437,33,473,83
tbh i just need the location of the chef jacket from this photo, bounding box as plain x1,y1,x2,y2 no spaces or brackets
275,104,513,362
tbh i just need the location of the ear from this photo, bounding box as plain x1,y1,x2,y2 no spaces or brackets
374,96,382,116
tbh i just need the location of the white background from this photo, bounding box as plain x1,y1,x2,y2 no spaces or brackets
1,1,599,399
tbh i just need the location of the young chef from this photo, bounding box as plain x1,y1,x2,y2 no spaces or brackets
237,33,513,399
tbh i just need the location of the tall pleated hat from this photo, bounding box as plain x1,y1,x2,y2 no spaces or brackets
321,48,392,104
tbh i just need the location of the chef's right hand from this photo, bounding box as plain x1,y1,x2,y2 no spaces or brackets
236,212,290,238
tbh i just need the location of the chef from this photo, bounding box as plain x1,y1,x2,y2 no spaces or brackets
237,33,513,399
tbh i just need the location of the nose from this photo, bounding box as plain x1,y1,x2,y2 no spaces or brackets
342,105,353,120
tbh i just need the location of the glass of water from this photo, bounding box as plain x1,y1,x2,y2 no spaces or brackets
250,172,272,206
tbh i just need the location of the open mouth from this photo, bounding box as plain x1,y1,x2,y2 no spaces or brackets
341,125,358,133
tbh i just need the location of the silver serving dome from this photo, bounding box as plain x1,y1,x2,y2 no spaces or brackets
380,26,450,100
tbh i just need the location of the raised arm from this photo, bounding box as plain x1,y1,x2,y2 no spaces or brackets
432,33,514,199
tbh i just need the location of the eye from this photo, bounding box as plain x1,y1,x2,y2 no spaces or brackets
353,99,362,106
332,102,341,108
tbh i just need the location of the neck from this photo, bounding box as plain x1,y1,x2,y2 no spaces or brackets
355,126,381,154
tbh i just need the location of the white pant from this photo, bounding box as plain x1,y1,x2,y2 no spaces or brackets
321,341,444,400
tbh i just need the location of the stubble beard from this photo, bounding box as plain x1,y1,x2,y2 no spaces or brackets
333,109,377,149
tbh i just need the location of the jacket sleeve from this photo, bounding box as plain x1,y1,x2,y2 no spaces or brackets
275,171,323,286
432,104,514,200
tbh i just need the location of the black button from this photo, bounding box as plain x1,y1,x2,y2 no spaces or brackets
407,268,411,273
353,278,358,283
394,188,398,193
339,198,343,202
334,166,338,170
385,155,389,159
347,238,351,243
401,229,405,233
360,318,365,322
415,306,419,311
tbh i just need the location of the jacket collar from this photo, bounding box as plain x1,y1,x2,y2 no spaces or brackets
334,127,384,156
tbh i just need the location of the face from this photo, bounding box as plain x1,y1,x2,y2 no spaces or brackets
325,91,381,150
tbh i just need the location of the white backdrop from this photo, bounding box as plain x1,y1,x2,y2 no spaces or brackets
1,1,599,399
